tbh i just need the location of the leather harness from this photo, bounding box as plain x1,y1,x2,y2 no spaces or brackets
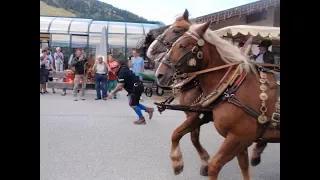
155,30,280,142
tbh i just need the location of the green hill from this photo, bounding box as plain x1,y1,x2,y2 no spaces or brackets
40,1,76,17
40,0,153,23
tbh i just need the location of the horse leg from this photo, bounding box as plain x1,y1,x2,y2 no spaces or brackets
190,126,210,176
208,134,250,180
250,142,267,166
237,148,251,180
170,113,200,175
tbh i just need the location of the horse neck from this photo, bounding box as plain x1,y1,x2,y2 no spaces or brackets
198,45,228,95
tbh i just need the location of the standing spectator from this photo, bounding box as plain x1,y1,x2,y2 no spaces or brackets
107,54,118,99
93,56,108,100
40,49,55,94
129,49,144,80
54,47,64,72
71,49,88,101
41,47,56,93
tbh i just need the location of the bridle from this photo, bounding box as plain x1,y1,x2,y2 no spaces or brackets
160,30,207,82
154,26,187,56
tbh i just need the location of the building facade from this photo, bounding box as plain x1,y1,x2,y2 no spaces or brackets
191,0,280,29
40,16,161,64
191,0,280,63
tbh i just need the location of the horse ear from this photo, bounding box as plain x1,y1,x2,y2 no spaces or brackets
183,9,189,21
195,21,211,35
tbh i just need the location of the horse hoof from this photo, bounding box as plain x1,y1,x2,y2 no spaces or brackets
200,166,208,176
251,156,261,166
173,166,184,175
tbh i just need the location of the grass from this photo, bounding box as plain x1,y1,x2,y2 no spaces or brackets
40,1,76,17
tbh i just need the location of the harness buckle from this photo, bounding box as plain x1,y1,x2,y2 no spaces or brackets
197,51,203,59
191,46,198,53
271,113,280,122
133,82,139,87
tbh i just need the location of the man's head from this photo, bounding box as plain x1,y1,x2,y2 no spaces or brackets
56,47,61,52
108,54,114,62
132,49,138,57
76,49,82,57
110,61,120,73
42,48,48,55
258,39,272,53
97,56,103,63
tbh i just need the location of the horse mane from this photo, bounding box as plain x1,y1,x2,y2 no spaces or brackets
189,24,257,75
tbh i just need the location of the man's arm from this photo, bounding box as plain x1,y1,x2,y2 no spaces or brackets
71,57,79,67
110,72,125,95
141,58,144,72
40,56,47,65
127,59,132,68
93,62,97,72
110,83,124,95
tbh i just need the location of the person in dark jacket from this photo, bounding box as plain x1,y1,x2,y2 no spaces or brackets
71,49,88,101
107,60,154,125
251,39,274,64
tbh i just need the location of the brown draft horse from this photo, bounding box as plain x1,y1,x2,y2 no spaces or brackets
155,22,280,180
149,9,270,176
148,10,212,176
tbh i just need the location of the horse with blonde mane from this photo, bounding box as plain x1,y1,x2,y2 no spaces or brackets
148,10,214,176
155,22,280,180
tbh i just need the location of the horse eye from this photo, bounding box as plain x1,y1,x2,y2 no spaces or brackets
172,29,181,34
179,44,186,49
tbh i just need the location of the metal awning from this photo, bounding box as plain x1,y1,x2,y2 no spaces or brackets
214,25,280,45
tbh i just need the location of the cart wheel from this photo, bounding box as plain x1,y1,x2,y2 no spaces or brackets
156,86,164,96
145,87,153,97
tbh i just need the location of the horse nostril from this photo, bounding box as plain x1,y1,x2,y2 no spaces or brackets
157,74,164,79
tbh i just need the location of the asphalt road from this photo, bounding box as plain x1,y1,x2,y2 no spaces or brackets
40,89,280,180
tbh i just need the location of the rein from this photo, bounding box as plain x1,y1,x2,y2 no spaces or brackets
175,62,242,78
175,61,280,79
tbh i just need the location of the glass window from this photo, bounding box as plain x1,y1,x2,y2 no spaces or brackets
142,24,160,34
71,35,88,53
49,17,74,34
69,18,92,34
127,34,144,48
51,34,71,70
40,16,55,33
108,34,125,61
108,22,125,34
89,21,108,33
88,34,102,60
126,23,144,34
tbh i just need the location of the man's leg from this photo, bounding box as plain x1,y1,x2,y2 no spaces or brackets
80,75,87,100
107,80,112,93
128,93,146,125
137,104,154,120
112,80,117,98
59,61,64,71
101,75,108,99
95,75,101,99
73,75,81,101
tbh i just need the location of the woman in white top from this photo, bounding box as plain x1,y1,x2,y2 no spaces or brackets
54,47,64,71
93,56,108,100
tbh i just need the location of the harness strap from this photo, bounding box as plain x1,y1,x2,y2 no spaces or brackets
176,62,243,78
175,62,279,79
